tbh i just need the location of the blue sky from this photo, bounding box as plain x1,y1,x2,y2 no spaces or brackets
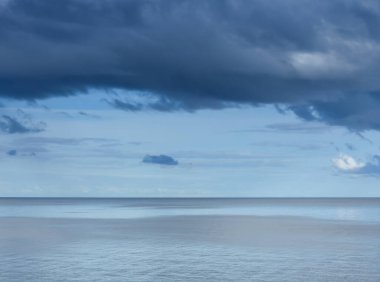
1,0,380,197
1,92,380,197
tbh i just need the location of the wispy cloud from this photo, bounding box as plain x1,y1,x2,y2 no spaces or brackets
345,143,356,151
78,111,101,119
14,137,118,146
265,122,331,133
235,122,331,134
0,115,45,134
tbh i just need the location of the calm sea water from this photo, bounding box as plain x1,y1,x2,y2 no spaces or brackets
1,198,380,281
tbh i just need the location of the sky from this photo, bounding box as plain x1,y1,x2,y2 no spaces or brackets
1,0,380,197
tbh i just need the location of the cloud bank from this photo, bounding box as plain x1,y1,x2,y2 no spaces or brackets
1,0,380,130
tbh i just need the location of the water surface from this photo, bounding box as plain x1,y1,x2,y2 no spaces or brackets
1,198,379,281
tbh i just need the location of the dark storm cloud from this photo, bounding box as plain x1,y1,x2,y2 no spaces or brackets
1,0,380,129
143,155,178,165
285,93,380,131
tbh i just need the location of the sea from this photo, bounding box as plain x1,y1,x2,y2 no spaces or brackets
0,198,379,281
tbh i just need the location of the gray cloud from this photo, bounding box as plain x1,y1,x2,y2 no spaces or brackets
285,93,380,131
27,101,50,111
5,148,41,157
0,115,45,134
107,96,233,113
1,1,380,129
6,149,17,156
357,156,380,176
345,143,356,151
142,154,178,165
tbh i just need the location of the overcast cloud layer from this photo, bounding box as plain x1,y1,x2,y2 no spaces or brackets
1,0,380,130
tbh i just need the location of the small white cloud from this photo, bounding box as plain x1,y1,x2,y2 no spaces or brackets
332,154,364,171
333,154,380,177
